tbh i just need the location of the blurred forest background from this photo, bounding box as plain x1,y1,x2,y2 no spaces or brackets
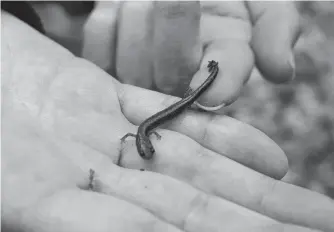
30,1,334,198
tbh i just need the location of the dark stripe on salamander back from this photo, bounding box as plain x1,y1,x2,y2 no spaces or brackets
140,61,219,134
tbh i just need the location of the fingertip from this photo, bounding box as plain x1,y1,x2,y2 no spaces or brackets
255,49,295,84
248,2,302,83
252,39,298,84
270,145,289,180
190,40,254,107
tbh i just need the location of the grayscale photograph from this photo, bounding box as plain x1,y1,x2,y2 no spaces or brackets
1,1,334,232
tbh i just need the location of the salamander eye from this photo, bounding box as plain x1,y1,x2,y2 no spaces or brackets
150,146,155,154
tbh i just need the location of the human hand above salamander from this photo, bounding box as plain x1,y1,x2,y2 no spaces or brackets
82,1,301,111
2,9,334,232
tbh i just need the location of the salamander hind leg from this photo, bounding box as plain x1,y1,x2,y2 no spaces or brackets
88,169,95,191
207,60,218,71
184,87,193,98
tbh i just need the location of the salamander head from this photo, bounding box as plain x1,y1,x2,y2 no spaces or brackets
136,135,155,160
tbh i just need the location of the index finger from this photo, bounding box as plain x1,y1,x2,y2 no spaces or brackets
152,2,202,96
119,129,333,232
117,83,288,179
189,1,253,108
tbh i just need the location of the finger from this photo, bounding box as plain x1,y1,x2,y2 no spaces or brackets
258,181,334,232
95,163,295,232
190,39,254,107
117,84,288,179
247,1,302,83
20,189,181,232
119,131,332,232
152,2,202,96
81,1,121,76
1,1,45,34
118,82,287,179
200,1,251,42
187,1,253,107
116,1,155,89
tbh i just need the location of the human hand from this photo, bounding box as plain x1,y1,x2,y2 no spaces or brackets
2,11,333,232
82,1,301,110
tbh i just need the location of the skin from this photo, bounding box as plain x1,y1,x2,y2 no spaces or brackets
82,1,301,108
121,61,219,159
2,7,334,232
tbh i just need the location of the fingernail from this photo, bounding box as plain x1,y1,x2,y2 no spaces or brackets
194,102,226,112
289,53,296,81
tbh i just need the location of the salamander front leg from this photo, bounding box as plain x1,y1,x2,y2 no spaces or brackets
120,133,137,142
88,169,95,191
119,133,137,165
148,131,161,140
